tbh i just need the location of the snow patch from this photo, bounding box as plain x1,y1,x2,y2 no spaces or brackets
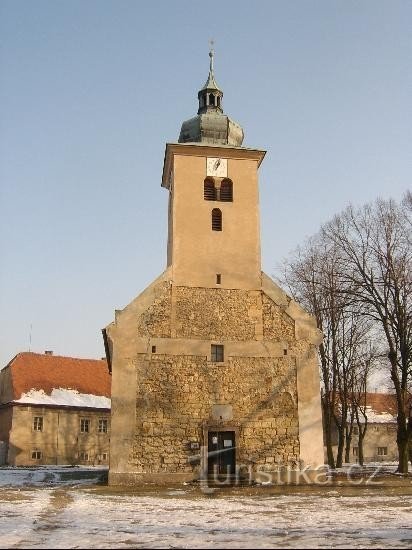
362,406,396,423
15,388,111,409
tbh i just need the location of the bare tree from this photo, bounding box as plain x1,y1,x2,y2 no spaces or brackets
281,235,373,468
323,197,412,473
350,345,378,465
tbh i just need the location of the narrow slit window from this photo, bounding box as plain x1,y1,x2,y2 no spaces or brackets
216,274,221,284
204,179,216,200
220,179,233,202
212,208,222,231
152,345,156,353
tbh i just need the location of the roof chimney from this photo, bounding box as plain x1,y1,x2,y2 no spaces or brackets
44,350,53,356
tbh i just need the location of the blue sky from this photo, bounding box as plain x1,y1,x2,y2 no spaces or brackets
1,1,411,365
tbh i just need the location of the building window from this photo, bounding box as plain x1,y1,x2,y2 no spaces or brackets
98,419,108,433
33,416,43,431
220,179,233,202
80,418,90,433
353,426,359,435
101,452,108,461
211,344,224,362
151,345,156,353
377,447,387,456
79,451,89,461
216,274,221,284
204,178,216,201
353,447,359,457
31,450,42,460
212,208,222,231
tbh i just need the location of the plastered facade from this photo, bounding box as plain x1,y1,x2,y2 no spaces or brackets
2,405,110,466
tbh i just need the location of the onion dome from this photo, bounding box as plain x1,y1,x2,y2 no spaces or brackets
178,49,244,147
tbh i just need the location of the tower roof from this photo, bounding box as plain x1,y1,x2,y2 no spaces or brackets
178,49,244,147
200,48,221,92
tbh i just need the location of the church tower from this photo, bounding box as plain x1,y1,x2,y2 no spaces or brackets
164,49,262,291
104,51,324,485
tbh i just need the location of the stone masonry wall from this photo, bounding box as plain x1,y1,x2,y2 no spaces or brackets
131,354,299,475
262,294,295,342
136,282,171,338
128,284,303,476
174,287,261,340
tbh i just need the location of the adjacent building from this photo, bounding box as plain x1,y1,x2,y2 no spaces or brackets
104,51,325,485
344,393,398,463
0,351,111,466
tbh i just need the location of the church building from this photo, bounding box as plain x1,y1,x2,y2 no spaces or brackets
103,51,324,485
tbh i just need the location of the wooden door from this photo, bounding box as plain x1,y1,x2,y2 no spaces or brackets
207,431,236,477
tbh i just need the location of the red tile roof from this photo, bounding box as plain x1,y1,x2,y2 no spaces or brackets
3,352,110,401
364,392,398,417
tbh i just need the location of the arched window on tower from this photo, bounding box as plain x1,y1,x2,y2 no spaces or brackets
204,178,216,201
212,208,222,231
220,179,233,202
217,96,221,108
209,93,215,106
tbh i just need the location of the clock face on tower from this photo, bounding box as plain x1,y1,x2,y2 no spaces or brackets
206,157,227,178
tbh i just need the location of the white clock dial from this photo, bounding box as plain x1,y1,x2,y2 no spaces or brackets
206,157,227,178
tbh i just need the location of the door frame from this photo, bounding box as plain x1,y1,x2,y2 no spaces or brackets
201,423,240,480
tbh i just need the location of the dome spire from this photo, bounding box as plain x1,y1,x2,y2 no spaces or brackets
198,44,223,114
209,41,214,72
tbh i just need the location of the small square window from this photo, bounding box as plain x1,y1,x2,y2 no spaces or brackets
80,418,90,433
33,416,43,431
31,450,42,460
211,344,224,362
98,418,108,433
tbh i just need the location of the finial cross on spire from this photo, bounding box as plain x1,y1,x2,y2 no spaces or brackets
209,39,215,73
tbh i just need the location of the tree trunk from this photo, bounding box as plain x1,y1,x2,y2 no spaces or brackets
336,426,345,468
397,428,410,474
322,399,335,468
344,428,352,464
358,432,364,466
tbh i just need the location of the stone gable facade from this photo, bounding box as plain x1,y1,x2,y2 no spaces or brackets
105,269,324,484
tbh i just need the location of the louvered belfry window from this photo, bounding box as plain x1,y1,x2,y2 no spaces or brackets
212,208,222,231
220,179,233,202
204,179,216,200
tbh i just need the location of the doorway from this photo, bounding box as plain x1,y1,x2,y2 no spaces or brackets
207,430,236,478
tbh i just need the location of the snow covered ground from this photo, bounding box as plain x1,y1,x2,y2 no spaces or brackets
0,466,107,487
1,481,411,548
